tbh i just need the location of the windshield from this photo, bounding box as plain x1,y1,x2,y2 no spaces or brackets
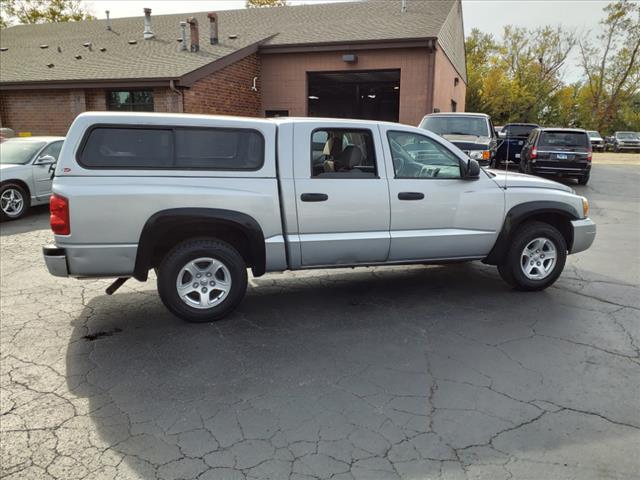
616,132,640,140
504,125,537,137
0,140,46,165
587,131,602,138
420,116,489,137
539,132,588,148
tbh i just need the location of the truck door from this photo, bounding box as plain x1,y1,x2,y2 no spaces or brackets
292,123,391,266
381,127,504,261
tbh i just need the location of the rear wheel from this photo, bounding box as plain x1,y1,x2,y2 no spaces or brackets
497,221,567,291
0,183,30,221
577,174,590,185
157,238,248,322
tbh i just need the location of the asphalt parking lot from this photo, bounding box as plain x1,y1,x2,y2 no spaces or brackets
1,154,639,480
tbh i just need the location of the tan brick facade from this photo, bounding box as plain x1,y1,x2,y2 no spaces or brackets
261,48,433,126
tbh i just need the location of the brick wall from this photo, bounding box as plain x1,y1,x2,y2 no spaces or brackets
432,45,466,113
183,53,261,117
0,89,86,136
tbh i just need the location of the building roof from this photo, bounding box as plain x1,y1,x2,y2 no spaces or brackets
0,0,466,88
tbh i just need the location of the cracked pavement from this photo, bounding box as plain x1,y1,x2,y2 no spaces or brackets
1,162,639,480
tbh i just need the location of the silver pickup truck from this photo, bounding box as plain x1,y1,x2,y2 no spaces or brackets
43,113,596,322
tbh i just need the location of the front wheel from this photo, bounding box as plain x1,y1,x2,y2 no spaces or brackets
157,238,248,322
497,221,567,291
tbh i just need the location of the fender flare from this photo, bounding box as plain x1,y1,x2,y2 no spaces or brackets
483,201,580,265
133,208,266,281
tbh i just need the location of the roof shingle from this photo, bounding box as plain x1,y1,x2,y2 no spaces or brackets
0,0,465,86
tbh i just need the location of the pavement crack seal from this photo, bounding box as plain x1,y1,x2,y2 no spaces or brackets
82,327,123,342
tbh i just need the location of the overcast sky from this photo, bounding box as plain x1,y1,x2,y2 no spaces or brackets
86,0,615,82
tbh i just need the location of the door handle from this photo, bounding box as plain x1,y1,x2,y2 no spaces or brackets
398,192,424,200
301,193,329,202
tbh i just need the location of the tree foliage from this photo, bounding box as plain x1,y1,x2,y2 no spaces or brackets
578,0,640,131
466,1,640,133
246,0,287,8
465,26,576,125
0,0,94,28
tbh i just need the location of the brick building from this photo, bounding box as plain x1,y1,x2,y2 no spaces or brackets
0,0,466,136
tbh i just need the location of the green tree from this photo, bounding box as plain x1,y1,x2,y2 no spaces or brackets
246,0,287,8
578,0,640,131
465,26,575,125
0,0,94,27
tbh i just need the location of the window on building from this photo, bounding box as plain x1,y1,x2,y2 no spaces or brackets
107,91,154,111
265,110,289,118
311,129,377,178
451,100,457,112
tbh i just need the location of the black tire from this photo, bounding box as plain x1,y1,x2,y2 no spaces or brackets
0,183,30,221
497,221,567,291
577,174,589,185
157,238,248,323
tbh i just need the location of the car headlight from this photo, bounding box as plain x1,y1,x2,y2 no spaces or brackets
469,150,490,161
582,196,589,218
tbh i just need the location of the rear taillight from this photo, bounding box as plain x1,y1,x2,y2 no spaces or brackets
50,194,70,235
531,147,537,159
587,147,592,162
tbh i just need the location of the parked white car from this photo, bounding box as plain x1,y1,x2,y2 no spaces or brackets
0,136,64,220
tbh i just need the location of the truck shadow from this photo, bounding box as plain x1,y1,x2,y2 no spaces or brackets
0,205,49,237
65,264,639,478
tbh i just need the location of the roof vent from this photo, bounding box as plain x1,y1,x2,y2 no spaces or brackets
401,0,407,13
187,17,199,52
75,55,82,60
39,44,49,49
179,21,188,51
143,8,154,40
100,47,106,52
228,34,238,40
207,12,218,45
128,40,137,45
57,46,62,52
0,47,8,52
47,63,54,68
105,10,112,31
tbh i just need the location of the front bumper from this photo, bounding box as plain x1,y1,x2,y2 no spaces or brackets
616,144,640,150
43,245,69,277
570,218,596,254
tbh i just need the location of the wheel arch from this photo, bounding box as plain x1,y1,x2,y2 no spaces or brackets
133,208,266,281
1,179,31,197
483,201,579,265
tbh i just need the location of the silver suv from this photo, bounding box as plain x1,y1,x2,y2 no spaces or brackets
43,113,596,322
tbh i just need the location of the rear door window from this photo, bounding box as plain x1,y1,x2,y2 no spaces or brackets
539,132,588,148
311,129,377,178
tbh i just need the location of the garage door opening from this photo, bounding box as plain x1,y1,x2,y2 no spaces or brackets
308,70,400,122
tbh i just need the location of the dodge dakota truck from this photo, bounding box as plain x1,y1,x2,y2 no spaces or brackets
43,113,596,322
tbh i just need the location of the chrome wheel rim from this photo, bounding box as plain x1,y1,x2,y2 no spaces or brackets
176,257,232,309
1,188,24,217
521,237,557,280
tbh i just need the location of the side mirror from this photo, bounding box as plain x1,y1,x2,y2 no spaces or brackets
35,155,56,165
464,159,480,180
